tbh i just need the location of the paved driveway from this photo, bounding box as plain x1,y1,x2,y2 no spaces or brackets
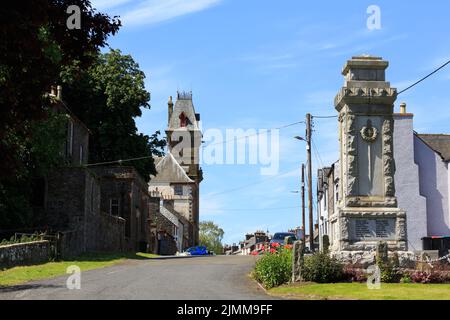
0,255,272,300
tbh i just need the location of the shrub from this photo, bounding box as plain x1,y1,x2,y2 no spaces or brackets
0,233,45,246
410,270,449,284
342,265,367,282
301,252,344,283
253,248,292,289
400,273,412,284
376,254,402,283
343,266,368,283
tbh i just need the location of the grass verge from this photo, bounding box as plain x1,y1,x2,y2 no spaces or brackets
0,252,159,287
269,282,450,300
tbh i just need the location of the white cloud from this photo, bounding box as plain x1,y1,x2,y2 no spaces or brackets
91,0,133,10
121,0,222,26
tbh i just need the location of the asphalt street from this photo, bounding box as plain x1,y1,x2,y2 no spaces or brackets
0,255,272,300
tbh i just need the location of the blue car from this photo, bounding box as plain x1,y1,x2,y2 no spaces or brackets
185,246,208,256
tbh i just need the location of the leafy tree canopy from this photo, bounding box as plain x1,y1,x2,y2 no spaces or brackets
0,1,120,179
0,1,120,231
199,221,225,255
61,49,166,180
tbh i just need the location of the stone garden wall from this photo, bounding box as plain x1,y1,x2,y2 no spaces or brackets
0,241,52,269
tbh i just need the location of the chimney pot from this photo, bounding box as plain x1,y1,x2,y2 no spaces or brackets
168,96,174,125
57,85,62,100
400,102,406,114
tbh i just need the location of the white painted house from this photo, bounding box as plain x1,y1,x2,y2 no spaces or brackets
318,103,450,252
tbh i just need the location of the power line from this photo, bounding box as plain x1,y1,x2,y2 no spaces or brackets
202,205,302,212
205,166,301,198
205,120,305,147
310,59,450,117
311,138,325,170
84,120,306,167
398,59,450,95
86,155,153,167
312,115,338,119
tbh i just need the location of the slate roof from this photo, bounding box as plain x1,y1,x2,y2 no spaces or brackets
168,97,200,131
417,134,450,162
149,153,194,183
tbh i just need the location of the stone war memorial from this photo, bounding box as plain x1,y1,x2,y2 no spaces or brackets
330,55,413,266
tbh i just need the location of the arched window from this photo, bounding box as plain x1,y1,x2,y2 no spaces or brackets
179,112,187,127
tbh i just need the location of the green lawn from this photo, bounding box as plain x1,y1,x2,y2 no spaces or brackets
269,283,450,300
0,252,159,287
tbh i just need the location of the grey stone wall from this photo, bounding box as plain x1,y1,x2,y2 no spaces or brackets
92,166,151,252
0,241,52,269
46,167,102,231
46,167,126,258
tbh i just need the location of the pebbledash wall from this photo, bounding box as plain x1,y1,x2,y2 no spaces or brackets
0,241,52,269
394,113,450,251
414,136,449,236
393,114,428,251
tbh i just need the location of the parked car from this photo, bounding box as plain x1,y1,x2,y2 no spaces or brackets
184,246,209,256
270,232,297,246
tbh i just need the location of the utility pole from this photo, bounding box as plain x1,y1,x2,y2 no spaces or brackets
306,113,314,252
301,164,306,244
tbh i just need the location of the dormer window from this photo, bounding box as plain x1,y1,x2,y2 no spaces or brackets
179,112,187,127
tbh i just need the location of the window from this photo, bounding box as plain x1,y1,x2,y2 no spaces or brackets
110,198,120,216
67,120,74,157
79,145,84,165
174,185,183,196
90,179,95,213
179,113,187,127
335,184,339,202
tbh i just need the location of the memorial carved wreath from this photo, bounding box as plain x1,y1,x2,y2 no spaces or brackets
360,120,378,143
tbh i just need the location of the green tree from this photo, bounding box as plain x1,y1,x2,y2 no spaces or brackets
0,1,120,232
199,221,225,255
0,109,68,231
0,1,120,180
61,49,166,179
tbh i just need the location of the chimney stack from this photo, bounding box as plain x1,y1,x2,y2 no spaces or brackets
50,86,57,96
168,96,173,125
57,85,63,100
400,102,406,114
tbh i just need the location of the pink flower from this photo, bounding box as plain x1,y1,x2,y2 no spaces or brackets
271,242,280,248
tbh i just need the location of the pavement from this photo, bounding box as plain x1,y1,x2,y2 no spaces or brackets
0,255,273,300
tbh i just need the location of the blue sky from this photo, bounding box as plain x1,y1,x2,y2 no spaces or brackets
91,0,450,245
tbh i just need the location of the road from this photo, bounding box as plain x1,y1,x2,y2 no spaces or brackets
0,255,272,300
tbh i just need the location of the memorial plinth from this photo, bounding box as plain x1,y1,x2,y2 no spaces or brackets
330,56,409,263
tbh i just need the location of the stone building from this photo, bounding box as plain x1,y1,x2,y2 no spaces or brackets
92,166,152,252
148,92,203,249
42,87,125,257
317,56,450,259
